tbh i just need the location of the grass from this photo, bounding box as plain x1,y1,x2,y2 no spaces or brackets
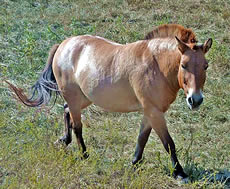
0,0,230,188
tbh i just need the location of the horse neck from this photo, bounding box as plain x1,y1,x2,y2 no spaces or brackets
164,53,181,95
148,40,181,96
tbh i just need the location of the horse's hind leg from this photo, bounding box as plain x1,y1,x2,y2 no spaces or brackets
63,88,91,158
55,103,73,146
132,117,152,165
68,103,89,158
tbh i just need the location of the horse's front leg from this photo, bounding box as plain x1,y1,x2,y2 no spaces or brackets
132,117,152,165
145,107,188,179
55,103,72,146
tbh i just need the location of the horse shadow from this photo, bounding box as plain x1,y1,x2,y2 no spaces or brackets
183,162,230,187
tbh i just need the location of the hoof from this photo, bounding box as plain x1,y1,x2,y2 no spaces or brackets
132,159,144,172
176,175,190,184
75,152,89,161
82,152,89,159
132,157,143,166
53,138,69,147
54,139,63,145
173,170,189,184
54,135,71,146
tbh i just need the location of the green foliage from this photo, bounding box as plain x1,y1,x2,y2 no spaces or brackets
0,0,230,188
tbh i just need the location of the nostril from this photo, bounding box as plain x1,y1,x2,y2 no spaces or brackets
197,97,203,106
188,96,193,105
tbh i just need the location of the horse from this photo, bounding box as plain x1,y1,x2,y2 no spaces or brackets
6,24,212,180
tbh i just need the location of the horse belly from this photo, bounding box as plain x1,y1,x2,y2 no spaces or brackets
80,78,141,112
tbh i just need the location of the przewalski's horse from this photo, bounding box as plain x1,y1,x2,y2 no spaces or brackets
6,24,212,180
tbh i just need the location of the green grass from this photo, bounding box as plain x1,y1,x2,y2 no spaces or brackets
0,0,230,188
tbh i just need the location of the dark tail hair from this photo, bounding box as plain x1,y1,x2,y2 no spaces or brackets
5,44,60,107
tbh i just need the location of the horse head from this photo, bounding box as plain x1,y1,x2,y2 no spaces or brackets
176,36,212,110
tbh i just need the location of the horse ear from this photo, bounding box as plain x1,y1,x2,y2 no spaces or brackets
202,38,212,54
175,36,189,54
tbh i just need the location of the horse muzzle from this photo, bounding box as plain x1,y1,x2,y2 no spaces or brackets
186,91,204,110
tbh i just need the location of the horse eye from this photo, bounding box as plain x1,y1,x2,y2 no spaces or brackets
191,39,197,43
204,65,208,70
181,64,187,69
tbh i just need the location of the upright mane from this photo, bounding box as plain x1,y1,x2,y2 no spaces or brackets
144,24,197,44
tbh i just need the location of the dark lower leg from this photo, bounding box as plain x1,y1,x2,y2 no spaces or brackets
132,123,152,165
161,133,187,178
58,104,72,145
73,123,88,158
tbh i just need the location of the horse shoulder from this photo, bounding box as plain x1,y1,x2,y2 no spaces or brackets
130,51,179,112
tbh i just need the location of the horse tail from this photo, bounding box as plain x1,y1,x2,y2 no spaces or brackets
5,44,60,107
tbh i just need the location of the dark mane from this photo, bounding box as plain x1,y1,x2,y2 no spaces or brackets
144,24,197,44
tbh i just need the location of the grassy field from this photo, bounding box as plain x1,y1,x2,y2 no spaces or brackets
0,0,230,188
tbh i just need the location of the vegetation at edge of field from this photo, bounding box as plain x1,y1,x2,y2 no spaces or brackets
0,0,229,188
